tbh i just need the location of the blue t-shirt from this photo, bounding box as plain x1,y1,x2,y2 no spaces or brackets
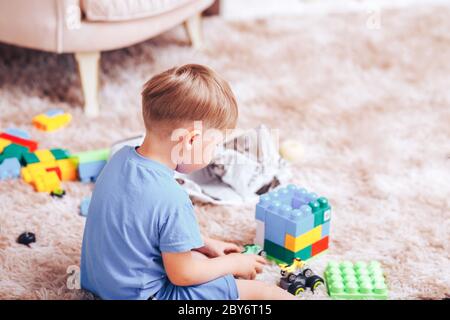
80,146,204,300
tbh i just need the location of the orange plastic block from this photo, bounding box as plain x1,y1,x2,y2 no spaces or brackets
56,159,78,181
35,149,55,163
0,137,11,153
32,113,72,132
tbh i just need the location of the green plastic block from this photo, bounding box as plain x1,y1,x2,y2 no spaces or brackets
297,245,312,260
264,240,314,264
50,148,70,160
0,143,29,164
264,240,292,263
73,148,110,164
325,261,388,300
22,152,40,165
309,197,330,227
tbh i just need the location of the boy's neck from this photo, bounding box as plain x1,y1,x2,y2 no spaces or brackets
136,132,177,170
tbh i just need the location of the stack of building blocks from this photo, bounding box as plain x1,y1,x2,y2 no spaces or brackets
21,148,77,192
32,109,72,132
0,129,39,179
73,148,109,183
255,184,331,264
324,261,388,299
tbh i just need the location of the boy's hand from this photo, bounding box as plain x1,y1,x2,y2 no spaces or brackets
227,253,266,280
198,237,241,258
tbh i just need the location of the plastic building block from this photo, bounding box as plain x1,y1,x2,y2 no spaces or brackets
22,152,40,166
34,149,55,163
46,166,62,180
78,160,106,183
0,132,38,152
0,137,11,153
325,261,389,299
264,240,313,263
32,112,72,131
31,170,61,192
285,206,315,238
0,158,21,180
254,184,331,264
264,204,291,246
80,197,91,217
321,221,330,237
73,148,109,164
56,159,78,181
5,128,30,139
0,143,30,164
50,148,70,160
255,220,265,247
311,236,329,256
285,225,322,252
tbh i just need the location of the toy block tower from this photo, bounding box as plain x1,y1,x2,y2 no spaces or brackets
255,184,331,264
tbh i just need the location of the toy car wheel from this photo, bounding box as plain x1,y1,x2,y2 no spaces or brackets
258,250,266,258
305,275,324,293
288,273,297,283
288,283,306,296
303,268,314,277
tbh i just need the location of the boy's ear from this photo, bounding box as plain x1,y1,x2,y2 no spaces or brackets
184,129,201,151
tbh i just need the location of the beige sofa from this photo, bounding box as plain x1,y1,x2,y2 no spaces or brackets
0,0,214,116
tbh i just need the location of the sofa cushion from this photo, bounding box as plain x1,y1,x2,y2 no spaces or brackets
81,0,196,22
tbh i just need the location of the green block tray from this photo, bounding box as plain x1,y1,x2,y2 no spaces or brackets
325,261,388,299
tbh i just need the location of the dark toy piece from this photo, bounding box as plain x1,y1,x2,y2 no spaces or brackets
50,188,66,198
279,258,324,296
17,232,36,247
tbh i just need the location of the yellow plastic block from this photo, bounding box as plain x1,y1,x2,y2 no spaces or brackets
285,225,322,252
21,161,57,183
32,113,72,132
56,159,78,181
0,137,11,153
32,171,61,192
35,149,55,163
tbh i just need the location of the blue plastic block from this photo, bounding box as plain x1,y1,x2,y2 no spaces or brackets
45,109,64,117
285,205,315,237
292,188,318,209
321,221,331,237
80,196,91,217
264,203,291,247
0,158,21,180
5,128,30,139
255,194,271,222
78,160,106,183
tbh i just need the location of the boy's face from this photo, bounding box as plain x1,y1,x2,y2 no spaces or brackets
175,129,223,174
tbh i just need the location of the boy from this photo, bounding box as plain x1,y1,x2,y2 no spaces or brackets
80,64,294,300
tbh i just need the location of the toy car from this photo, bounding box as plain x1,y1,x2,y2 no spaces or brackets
241,244,266,257
279,258,324,295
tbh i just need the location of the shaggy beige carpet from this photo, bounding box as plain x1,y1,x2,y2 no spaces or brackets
0,5,449,300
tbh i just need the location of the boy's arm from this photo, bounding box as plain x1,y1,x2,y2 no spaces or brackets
195,236,242,257
162,251,266,287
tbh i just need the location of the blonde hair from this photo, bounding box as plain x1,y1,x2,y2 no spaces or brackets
141,64,238,133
